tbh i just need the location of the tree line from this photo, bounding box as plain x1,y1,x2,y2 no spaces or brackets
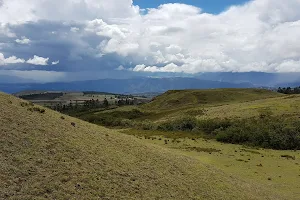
50,97,136,112
277,86,300,94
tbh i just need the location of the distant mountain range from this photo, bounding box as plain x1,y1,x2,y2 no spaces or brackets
196,72,300,86
1,72,300,94
0,77,253,94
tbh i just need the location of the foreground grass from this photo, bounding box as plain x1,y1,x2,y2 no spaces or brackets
124,130,300,199
0,92,286,200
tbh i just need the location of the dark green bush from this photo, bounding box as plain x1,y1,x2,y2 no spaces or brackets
196,118,232,135
216,117,300,150
157,116,197,132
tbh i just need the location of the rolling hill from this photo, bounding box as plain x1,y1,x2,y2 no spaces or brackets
0,92,286,199
143,88,282,111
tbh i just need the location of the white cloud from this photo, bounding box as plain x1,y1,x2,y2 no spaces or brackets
90,1,300,73
1,0,300,73
15,36,31,44
52,60,60,65
70,27,79,33
116,65,125,70
0,53,25,65
0,0,139,23
86,19,127,39
0,23,15,37
27,55,49,65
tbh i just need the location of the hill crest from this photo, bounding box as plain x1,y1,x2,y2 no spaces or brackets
144,88,282,110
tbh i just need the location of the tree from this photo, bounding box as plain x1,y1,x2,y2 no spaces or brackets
103,98,109,107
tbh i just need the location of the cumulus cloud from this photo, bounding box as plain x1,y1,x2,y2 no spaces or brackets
15,36,31,44
27,55,49,65
70,27,79,33
0,23,15,37
0,0,139,23
52,60,60,65
116,65,125,70
89,0,300,73
1,0,300,79
0,53,25,65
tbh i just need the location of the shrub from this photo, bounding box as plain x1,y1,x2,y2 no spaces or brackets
28,107,46,114
281,155,296,160
185,109,205,116
40,109,46,114
257,108,273,119
196,118,232,135
216,117,300,150
157,116,197,132
134,120,157,130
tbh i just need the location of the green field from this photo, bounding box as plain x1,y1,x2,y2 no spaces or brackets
123,133,300,199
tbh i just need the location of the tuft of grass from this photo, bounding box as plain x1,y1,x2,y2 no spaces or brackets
241,149,261,154
184,147,221,153
27,107,46,114
281,155,296,160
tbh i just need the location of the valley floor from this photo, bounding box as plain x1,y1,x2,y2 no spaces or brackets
122,131,300,199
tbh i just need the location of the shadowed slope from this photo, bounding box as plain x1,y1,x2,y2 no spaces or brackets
0,92,285,199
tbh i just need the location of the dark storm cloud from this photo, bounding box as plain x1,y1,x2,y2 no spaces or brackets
0,20,130,74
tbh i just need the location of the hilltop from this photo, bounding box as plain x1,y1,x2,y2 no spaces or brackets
143,88,282,111
0,92,287,199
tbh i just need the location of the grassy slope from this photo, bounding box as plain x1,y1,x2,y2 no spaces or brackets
0,92,284,200
99,89,284,123
197,94,300,119
143,89,282,111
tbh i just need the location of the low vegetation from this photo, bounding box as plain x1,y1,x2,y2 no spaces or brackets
60,89,300,150
71,109,300,150
19,92,64,100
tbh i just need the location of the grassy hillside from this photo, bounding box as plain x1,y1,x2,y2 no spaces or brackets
143,88,282,111
0,92,285,200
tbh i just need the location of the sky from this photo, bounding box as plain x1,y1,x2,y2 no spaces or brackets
134,0,250,14
0,0,300,83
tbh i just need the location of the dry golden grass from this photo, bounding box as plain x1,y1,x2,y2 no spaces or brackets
0,92,288,200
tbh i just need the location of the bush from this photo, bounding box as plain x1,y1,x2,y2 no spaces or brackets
134,120,157,130
185,109,205,116
157,116,197,132
27,107,45,114
196,118,232,135
215,117,300,150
